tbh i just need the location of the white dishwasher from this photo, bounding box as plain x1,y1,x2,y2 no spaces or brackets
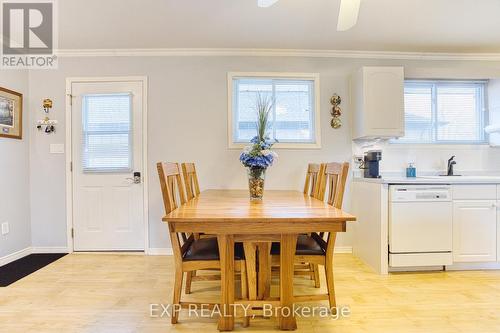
389,185,453,267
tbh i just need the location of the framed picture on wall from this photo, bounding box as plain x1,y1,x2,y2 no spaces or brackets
0,87,23,140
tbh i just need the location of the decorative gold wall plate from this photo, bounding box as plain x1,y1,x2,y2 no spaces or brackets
331,117,342,129
330,94,341,106
330,94,342,129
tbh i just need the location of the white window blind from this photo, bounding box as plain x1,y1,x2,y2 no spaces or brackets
232,77,316,144
82,93,132,173
395,80,487,144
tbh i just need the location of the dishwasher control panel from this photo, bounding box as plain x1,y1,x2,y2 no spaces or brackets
390,185,452,202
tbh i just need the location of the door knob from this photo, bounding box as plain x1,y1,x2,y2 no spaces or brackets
126,172,142,184
133,172,141,184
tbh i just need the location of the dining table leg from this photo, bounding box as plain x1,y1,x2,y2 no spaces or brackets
279,233,298,331
257,242,271,300
243,242,258,301
217,234,235,331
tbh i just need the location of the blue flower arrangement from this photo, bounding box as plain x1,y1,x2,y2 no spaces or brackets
239,94,278,171
239,135,277,169
240,93,278,200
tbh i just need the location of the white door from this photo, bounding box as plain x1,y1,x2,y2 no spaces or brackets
453,201,497,263
71,81,145,251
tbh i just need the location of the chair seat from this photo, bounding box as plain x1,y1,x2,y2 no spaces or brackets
183,237,245,261
271,234,325,256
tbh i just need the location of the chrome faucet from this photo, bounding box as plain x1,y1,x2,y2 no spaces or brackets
447,156,456,176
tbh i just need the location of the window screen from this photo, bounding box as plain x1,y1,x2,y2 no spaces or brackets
82,93,132,173
232,78,316,143
395,80,487,144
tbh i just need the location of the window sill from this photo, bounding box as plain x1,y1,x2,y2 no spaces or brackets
387,142,490,149
229,142,321,150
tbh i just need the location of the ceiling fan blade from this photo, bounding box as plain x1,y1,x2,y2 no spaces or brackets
337,0,361,31
258,0,279,8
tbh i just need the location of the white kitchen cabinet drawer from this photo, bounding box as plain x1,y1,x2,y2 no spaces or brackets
452,185,497,200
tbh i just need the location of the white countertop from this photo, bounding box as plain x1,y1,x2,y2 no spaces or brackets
353,175,500,184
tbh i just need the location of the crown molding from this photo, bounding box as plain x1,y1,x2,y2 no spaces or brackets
54,48,500,61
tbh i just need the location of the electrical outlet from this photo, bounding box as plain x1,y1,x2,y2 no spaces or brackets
1,222,9,235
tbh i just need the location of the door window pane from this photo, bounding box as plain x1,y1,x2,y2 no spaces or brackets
82,93,132,173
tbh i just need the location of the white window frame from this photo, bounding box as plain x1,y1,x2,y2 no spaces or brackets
392,79,489,145
227,72,321,149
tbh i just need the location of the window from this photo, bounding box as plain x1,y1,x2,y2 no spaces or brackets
82,93,132,172
229,73,320,148
395,80,488,144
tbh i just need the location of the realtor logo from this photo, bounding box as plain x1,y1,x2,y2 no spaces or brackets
1,0,57,68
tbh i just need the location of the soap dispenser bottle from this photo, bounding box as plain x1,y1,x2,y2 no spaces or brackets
406,163,416,178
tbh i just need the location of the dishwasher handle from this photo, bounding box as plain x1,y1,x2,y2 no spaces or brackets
390,186,452,202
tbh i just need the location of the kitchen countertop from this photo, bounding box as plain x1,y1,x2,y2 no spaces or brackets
353,175,500,184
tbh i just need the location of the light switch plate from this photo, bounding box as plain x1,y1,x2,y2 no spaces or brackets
50,144,65,154
1,222,9,235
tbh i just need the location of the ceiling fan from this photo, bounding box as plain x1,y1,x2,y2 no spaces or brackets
257,0,361,31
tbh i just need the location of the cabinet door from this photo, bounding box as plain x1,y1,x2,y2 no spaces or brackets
498,200,500,262
364,67,404,138
453,201,497,263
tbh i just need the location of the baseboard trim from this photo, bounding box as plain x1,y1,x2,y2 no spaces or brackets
31,247,69,254
148,248,174,255
0,247,32,267
334,246,353,254
446,262,500,271
147,247,352,256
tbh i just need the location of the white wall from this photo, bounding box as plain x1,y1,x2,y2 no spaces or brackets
27,56,500,251
0,70,31,259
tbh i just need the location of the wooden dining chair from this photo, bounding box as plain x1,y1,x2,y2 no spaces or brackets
157,162,248,324
300,163,326,287
181,162,200,201
181,162,202,294
271,162,350,311
317,162,349,209
272,163,327,288
303,163,323,199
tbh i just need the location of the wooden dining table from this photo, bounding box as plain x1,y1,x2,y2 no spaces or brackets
162,189,356,331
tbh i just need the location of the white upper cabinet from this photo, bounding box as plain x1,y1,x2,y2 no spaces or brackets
351,67,405,141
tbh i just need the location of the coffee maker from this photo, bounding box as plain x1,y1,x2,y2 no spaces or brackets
363,150,382,178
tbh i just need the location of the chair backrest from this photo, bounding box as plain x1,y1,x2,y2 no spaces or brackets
157,162,187,215
303,163,322,199
318,162,349,208
157,162,192,260
182,162,200,200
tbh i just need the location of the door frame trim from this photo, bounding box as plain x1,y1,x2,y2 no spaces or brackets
65,76,149,253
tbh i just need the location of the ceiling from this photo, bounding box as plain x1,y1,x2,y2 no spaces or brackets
59,0,500,53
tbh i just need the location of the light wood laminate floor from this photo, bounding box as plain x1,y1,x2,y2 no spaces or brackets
1,253,500,333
